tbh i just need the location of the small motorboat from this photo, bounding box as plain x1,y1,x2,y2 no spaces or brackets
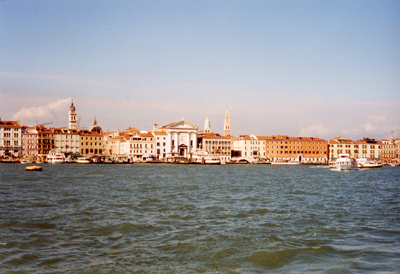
26,166,42,171
76,157,91,164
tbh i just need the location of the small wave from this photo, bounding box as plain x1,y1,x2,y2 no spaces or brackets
29,223,56,229
245,246,337,268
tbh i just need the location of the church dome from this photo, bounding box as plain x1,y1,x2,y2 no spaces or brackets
89,117,102,133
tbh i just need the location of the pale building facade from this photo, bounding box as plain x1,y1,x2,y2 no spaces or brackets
127,132,156,161
103,131,130,155
329,137,380,160
21,126,38,158
152,126,168,160
54,128,80,156
232,135,266,162
0,120,22,158
380,139,398,160
160,120,198,159
197,132,232,162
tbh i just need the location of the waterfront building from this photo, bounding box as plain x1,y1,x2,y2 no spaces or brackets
79,131,104,156
54,128,80,156
380,139,398,160
266,136,328,163
197,132,232,162
68,100,78,130
127,131,156,161
329,137,380,160
0,120,22,158
21,126,38,159
395,139,400,161
159,119,198,160
152,124,168,160
223,108,231,137
104,128,140,156
231,135,266,162
103,130,130,156
36,126,55,161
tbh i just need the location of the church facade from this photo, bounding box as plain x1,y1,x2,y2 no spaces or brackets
160,120,199,159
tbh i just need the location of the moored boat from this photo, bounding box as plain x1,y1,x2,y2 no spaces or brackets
76,157,91,164
204,156,221,165
46,150,65,164
356,157,383,168
271,159,302,165
335,154,358,171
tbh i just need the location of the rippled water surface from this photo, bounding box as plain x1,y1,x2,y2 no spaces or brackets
1,164,399,273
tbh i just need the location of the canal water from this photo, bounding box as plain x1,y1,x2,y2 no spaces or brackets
1,164,399,273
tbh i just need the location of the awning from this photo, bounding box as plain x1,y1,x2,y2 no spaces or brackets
70,154,82,157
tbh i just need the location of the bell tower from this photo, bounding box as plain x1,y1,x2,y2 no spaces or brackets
224,108,230,136
204,117,211,133
69,100,78,130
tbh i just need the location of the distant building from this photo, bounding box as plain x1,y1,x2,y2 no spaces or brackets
21,126,38,158
37,126,55,160
79,131,104,156
152,124,168,160
0,120,22,158
127,132,155,161
380,139,398,160
54,128,80,156
328,137,380,160
197,132,232,162
159,119,198,159
266,136,328,163
232,135,266,162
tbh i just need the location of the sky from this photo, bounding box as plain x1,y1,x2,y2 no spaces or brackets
1,0,399,140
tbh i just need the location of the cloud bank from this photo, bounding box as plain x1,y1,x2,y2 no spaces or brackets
12,98,71,126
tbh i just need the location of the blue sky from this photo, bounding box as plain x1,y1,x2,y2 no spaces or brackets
1,0,399,140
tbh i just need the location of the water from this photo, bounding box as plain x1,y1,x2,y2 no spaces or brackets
1,164,399,273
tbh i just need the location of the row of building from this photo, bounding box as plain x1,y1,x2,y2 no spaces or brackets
1,101,399,163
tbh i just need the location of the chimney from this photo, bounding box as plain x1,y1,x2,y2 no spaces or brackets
153,124,158,131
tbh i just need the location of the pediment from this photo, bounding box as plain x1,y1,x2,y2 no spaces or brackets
166,120,199,130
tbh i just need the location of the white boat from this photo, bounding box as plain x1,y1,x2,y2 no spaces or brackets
46,150,65,164
390,162,400,167
356,157,383,168
335,154,358,171
76,157,91,164
271,159,302,165
204,156,221,165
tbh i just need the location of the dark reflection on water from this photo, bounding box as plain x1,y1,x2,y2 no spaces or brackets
1,164,399,273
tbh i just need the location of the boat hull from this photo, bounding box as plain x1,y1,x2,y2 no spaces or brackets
271,161,302,165
26,166,42,171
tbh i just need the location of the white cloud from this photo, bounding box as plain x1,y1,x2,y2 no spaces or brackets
12,98,71,126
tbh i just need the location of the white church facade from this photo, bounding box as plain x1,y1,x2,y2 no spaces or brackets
159,119,199,159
